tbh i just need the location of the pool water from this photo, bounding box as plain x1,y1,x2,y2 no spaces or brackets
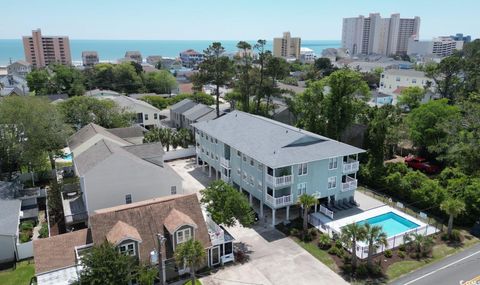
357,212,419,237
64,153,73,162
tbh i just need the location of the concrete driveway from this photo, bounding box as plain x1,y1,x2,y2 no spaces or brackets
201,225,348,285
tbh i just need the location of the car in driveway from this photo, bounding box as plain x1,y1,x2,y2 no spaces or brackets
404,155,440,174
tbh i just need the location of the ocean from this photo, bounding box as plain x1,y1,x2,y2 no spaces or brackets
0,39,340,66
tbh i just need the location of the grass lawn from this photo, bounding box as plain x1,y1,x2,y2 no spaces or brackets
183,280,202,285
0,261,35,285
386,260,426,280
295,240,338,272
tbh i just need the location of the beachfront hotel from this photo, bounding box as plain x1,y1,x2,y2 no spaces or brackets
22,29,72,68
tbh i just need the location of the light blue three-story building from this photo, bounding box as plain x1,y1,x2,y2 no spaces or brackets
193,111,365,225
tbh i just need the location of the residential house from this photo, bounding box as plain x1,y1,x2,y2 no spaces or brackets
124,51,142,64
88,95,162,129
146,55,162,66
7,60,32,77
182,104,215,131
193,111,365,225
179,49,204,68
170,99,197,128
34,194,234,285
85,89,120,97
379,69,436,101
107,126,146,144
0,199,21,264
0,74,29,96
61,124,183,228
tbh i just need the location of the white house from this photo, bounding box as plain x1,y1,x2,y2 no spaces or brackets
7,60,32,78
379,69,435,97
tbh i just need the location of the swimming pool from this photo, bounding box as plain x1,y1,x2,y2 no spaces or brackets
64,153,73,162
356,212,419,237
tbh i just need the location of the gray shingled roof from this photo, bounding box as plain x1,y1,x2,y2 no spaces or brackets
196,110,217,122
384,69,426,77
68,123,132,151
0,199,21,235
183,104,214,121
170,99,196,113
123,142,165,166
107,126,146,139
193,111,365,168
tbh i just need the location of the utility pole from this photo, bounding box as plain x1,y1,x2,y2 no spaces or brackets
156,234,166,285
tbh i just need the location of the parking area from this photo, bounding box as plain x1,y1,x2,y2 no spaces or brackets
168,158,349,285
201,225,348,285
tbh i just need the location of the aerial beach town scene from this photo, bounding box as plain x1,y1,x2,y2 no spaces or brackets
0,0,479,285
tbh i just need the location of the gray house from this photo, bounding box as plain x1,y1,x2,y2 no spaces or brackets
193,111,364,225
183,104,215,131
0,199,21,264
170,99,197,128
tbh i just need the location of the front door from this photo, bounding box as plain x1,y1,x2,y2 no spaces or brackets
211,246,221,266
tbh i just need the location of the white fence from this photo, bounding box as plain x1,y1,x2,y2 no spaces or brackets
17,241,33,260
163,146,196,161
319,205,334,219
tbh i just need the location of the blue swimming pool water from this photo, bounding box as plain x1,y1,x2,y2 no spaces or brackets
356,212,419,237
64,153,73,162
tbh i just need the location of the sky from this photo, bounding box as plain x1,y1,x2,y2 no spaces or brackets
0,0,479,40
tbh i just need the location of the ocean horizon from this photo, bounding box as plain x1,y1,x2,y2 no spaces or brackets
0,39,341,66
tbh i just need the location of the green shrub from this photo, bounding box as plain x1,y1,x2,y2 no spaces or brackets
19,232,31,243
318,233,331,249
335,240,343,249
398,244,406,251
450,229,462,242
384,249,393,258
20,221,35,231
369,264,383,277
441,233,449,241
39,223,49,238
355,263,369,278
398,251,406,258
290,228,300,237
328,246,344,258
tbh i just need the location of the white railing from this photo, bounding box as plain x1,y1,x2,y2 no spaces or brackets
266,174,293,187
343,160,359,173
220,157,231,168
319,205,334,219
206,215,225,246
265,193,293,207
341,176,358,192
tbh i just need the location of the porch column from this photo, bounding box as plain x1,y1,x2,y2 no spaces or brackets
202,161,206,172
260,201,264,217
315,201,318,213
196,155,199,167
215,169,219,180
271,208,276,226
249,193,252,206
209,165,212,177
286,205,290,221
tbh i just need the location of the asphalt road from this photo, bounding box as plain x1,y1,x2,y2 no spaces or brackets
390,243,480,285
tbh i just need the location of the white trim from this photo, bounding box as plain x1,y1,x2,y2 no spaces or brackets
118,242,136,256
327,176,337,190
176,228,192,244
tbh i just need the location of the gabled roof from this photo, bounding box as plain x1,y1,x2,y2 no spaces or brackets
9,60,31,67
196,110,217,122
164,208,198,233
107,126,146,139
0,199,21,235
106,221,142,245
74,139,118,175
90,194,210,263
68,123,131,152
193,111,365,168
33,228,92,274
84,89,120,97
383,69,426,77
170,98,196,113
101,95,160,113
183,104,214,121
123,142,165,166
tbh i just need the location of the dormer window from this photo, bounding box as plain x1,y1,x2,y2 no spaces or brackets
118,242,136,256
176,228,192,244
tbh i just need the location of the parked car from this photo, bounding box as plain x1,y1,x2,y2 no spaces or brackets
404,155,440,174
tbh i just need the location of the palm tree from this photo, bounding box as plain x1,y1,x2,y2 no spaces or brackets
340,223,366,268
174,239,206,285
440,198,466,237
404,233,434,258
297,194,317,240
364,223,388,268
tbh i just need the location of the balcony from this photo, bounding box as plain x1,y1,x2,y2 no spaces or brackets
266,174,293,187
265,193,293,207
343,159,360,173
220,157,231,169
341,176,358,192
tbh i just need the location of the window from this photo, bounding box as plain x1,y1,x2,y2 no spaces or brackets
328,158,338,170
201,132,204,138
297,182,307,195
176,228,192,244
243,171,247,180
201,148,204,153
396,77,400,82
249,175,255,185
206,151,209,156
144,114,149,120
237,150,241,157
224,242,233,255
258,163,263,171
210,137,213,143
237,168,241,176
328,177,337,189
206,135,209,140
119,242,135,256
154,113,158,120
250,159,254,167
125,194,132,204
298,163,307,175
171,186,177,195
215,155,219,161
412,79,417,84
215,139,218,144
